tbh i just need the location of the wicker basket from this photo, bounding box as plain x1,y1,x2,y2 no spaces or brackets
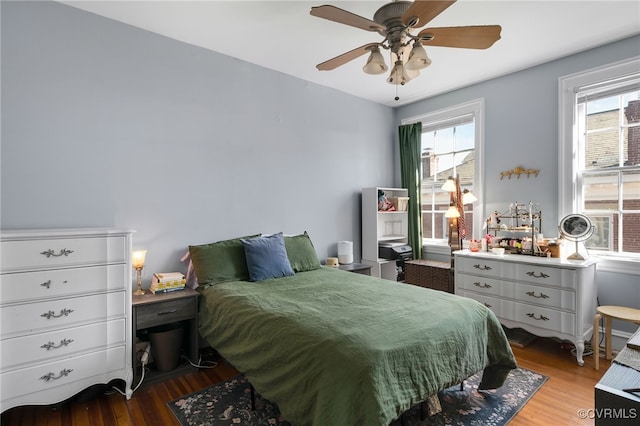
404,260,453,293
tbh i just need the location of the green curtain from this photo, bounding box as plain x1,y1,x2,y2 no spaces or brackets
399,122,423,260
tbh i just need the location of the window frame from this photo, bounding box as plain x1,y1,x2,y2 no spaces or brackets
401,98,485,244
558,56,640,273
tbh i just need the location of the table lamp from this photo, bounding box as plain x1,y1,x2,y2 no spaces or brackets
132,250,147,296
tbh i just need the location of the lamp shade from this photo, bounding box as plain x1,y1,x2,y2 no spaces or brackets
132,250,147,268
363,47,387,75
441,177,457,192
406,42,431,71
445,205,461,218
462,189,478,204
387,60,409,85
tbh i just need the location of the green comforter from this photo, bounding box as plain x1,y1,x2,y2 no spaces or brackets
199,267,516,426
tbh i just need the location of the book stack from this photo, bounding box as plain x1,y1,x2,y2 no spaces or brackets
150,272,186,294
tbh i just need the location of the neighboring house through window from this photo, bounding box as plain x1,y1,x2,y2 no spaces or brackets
559,57,640,268
402,99,484,243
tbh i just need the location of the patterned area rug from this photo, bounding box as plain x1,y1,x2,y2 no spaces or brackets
168,367,547,426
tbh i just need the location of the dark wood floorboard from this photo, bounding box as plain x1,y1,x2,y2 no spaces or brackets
1,339,611,425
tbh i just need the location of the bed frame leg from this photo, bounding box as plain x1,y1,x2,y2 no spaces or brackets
250,384,256,410
460,380,464,391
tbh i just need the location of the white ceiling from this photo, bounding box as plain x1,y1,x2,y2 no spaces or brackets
59,1,640,107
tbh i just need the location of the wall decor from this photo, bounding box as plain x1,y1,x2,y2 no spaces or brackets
500,166,540,180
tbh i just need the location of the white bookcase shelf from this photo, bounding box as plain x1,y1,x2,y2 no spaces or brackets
361,187,409,280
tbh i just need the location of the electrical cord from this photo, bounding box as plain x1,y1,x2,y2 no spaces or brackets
110,345,218,398
182,353,218,369
110,343,150,397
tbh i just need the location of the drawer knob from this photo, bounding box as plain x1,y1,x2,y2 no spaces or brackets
40,248,74,258
526,291,549,299
526,313,549,321
526,271,550,279
473,282,492,289
41,308,74,319
158,309,178,316
41,338,74,350
39,368,73,382
473,264,492,271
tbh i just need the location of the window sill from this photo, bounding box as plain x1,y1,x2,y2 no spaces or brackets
592,254,640,275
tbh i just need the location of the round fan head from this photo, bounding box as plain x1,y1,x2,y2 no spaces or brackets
373,1,412,27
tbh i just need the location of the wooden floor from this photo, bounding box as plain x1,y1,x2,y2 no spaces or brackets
1,338,610,426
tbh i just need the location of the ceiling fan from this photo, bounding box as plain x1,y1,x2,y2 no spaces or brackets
310,0,502,89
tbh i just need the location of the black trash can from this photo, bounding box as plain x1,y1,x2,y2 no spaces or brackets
148,322,184,372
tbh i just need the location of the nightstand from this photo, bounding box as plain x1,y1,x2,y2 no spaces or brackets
132,288,199,388
338,263,372,275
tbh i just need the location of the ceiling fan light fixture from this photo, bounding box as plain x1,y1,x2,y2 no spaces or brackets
406,42,431,71
362,47,387,75
387,60,409,85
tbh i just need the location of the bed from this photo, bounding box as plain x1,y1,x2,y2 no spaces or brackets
188,232,517,426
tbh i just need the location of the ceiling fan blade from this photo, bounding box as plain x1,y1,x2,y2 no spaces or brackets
310,5,385,32
316,43,380,71
419,25,502,49
403,0,457,28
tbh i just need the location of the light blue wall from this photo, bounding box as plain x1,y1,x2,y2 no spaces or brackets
0,1,395,281
395,35,640,334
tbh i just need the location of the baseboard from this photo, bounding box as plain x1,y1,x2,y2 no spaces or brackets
594,326,638,352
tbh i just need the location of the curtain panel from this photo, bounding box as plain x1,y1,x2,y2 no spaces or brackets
398,122,423,260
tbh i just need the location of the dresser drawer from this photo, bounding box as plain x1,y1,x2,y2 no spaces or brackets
1,319,125,371
515,283,575,311
515,264,576,289
1,236,126,272
514,301,575,335
455,256,515,278
1,264,126,305
457,291,513,320
136,297,197,329
1,345,126,402
1,292,125,337
457,274,515,299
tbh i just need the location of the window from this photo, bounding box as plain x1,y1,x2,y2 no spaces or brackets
559,57,640,264
402,99,484,242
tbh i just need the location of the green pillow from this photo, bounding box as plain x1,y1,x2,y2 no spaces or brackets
189,234,260,286
284,232,321,272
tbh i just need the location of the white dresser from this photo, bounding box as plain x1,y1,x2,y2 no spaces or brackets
454,250,597,365
0,228,133,412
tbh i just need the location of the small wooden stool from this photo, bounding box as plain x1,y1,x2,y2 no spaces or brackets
593,305,640,370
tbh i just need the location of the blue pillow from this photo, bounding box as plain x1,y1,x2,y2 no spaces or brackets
241,233,295,282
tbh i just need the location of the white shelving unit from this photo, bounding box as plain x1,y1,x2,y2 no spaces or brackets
361,187,409,280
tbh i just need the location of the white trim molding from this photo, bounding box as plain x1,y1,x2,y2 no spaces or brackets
402,98,486,241
558,57,640,272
